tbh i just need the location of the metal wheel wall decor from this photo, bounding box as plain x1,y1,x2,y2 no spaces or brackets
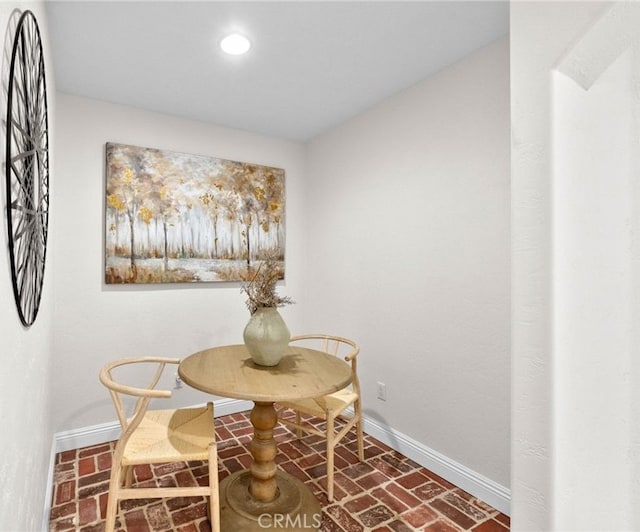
5,10,49,327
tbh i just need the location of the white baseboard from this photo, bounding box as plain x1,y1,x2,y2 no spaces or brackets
44,398,510,530
42,438,58,532
361,415,511,516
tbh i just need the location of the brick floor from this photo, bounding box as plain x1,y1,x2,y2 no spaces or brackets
48,411,510,531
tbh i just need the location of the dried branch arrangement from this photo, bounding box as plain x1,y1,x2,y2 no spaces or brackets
241,255,294,315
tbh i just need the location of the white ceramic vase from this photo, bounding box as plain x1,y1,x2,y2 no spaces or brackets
243,307,291,366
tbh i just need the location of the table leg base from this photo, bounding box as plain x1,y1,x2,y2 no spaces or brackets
219,470,321,531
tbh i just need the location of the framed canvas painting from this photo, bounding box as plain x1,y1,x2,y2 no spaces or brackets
105,142,285,284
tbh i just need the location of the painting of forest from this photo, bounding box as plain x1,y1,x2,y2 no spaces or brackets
105,142,285,284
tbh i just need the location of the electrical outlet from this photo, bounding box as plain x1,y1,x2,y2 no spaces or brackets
174,373,183,389
377,381,387,401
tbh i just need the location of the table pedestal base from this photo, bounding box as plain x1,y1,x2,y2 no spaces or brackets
219,470,321,531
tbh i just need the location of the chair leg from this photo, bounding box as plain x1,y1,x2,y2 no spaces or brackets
326,413,336,502
208,443,220,532
104,466,122,532
124,465,134,488
355,400,365,462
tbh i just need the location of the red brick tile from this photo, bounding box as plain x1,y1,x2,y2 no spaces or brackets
401,505,439,528
357,470,391,490
78,482,109,499
280,460,311,482
55,480,75,505
357,504,395,528
306,463,328,479
134,464,153,482
298,452,325,469
237,452,253,468
423,518,463,532
166,496,203,512
175,470,198,487
472,518,509,532
334,452,352,470
334,472,365,497
396,470,430,489
79,444,111,458
371,486,409,514
229,426,253,438
214,426,234,441
321,513,346,532
326,504,367,531
344,493,378,513
423,470,457,490
79,457,96,477
153,461,186,476
494,513,510,527
50,502,76,520
96,452,112,471
120,497,157,512
171,502,209,526
442,492,487,522
124,508,151,532
413,481,447,501
177,524,199,532
335,445,361,465
78,497,98,525
387,520,417,532
451,487,474,502
78,470,110,488
370,440,394,453
364,444,385,460
387,481,423,508
79,524,105,532
380,453,415,474
286,438,315,456
222,457,244,473
218,444,246,459
50,516,76,531
98,492,108,519
342,461,375,480
278,440,305,459
146,502,171,529
191,464,210,478
470,498,499,516
370,456,405,478
53,468,77,488
48,410,506,532
58,449,77,463
430,499,476,529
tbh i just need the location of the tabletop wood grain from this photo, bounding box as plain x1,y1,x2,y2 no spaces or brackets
178,344,352,403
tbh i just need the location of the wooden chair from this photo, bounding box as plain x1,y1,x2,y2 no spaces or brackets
99,357,220,532
276,335,364,501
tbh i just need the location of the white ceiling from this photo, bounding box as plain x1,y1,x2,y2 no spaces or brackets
46,1,509,142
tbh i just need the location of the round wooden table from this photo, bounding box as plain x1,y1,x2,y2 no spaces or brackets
179,344,352,531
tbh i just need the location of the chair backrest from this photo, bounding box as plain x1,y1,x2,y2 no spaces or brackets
289,335,361,395
99,357,180,445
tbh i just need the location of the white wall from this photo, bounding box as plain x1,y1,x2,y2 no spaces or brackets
0,2,56,531
512,1,640,529
51,28,511,521
305,38,510,489
554,49,636,529
51,94,307,432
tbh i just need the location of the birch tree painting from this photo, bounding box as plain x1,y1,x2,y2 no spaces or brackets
105,143,285,284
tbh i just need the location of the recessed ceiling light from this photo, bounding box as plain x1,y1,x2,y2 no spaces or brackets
220,33,251,55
